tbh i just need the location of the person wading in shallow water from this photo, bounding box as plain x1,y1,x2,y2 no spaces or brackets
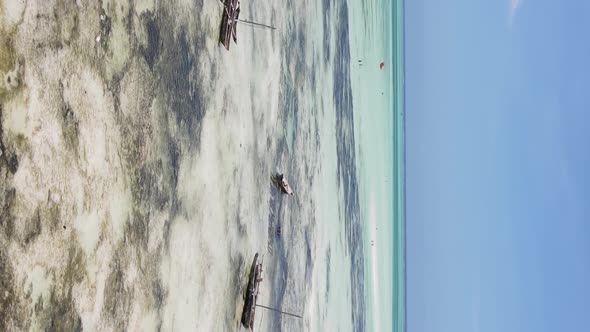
277,174,294,195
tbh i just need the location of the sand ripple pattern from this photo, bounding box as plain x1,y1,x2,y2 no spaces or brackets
0,0,364,330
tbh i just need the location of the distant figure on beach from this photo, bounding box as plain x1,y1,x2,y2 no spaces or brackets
276,173,294,195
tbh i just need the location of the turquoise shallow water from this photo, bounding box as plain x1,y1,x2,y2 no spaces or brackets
392,1,406,331
348,0,405,330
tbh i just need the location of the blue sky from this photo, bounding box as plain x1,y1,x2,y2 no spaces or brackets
405,0,590,331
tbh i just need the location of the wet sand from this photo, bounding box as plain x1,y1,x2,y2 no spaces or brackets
0,0,364,330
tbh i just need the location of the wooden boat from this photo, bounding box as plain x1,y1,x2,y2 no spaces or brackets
219,0,240,50
240,253,302,330
273,174,294,195
219,1,277,51
241,253,263,329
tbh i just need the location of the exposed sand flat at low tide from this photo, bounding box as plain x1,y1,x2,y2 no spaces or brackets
0,0,365,331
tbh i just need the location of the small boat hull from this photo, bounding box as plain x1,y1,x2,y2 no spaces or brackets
241,253,261,329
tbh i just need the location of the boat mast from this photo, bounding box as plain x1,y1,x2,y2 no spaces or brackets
255,304,302,319
238,19,277,30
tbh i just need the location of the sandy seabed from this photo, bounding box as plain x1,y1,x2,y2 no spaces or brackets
0,0,363,331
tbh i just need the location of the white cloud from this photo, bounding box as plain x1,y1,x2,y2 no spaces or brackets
509,0,523,24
